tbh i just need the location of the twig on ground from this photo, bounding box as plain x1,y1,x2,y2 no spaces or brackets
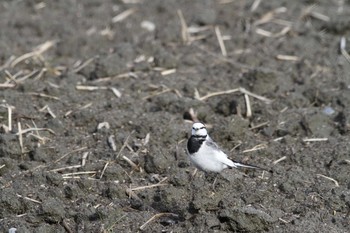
16,194,42,204
10,40,56,67
253,7,287,26
244,93,252,118
340,37,350,64
130,177,168,191
39,105,57,118
50,152,89,172
27,92,60,100
99,161,110,179
161,68,177,76
62,171,97,178
54,147,88,163
17,122,24,153
276,55,300,61
122,156,141,172
16,127,55,136
115,131,134,159
255,26,291,37
112,8,136,23
196,87,272,104
250,0,261,12
303,138,328,142
177,9,190,44
108,135,117,151
72,58,94,73
215,26,227,57
250,121,269,130
242,143,268,153
316,174,339,187
273,156,287,165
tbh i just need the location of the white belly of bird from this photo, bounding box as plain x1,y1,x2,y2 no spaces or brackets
189,145,232,173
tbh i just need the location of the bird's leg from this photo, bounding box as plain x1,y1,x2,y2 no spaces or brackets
190,168,198,181
212,174,218,192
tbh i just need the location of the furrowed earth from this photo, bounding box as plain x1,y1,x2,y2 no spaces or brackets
0,0,350,232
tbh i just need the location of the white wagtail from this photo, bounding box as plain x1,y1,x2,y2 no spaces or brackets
187,122,265,173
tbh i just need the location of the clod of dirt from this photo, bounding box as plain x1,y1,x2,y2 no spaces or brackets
240,70,278,95
39,198,66,223
144,147,174,174
0,134,22,159
219,207,274,232
0,188,25,218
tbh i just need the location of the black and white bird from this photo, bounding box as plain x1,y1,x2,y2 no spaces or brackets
187,122,263,173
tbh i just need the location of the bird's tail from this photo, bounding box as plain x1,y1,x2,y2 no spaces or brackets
231,161,272,172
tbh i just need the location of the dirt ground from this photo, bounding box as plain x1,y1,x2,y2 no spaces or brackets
0,0,350,232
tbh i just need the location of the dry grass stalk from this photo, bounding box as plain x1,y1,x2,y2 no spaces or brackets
0,55,16,71
50,152,89,172
72,58,94,73
142,88,172,100
303,138,328,142
76,85,108,91
316,174,339,187
340,37,350,64
250,0,261,12
62,171,97,178
0,83,16,88
39,105,57,118
28,92,60,100
273,156,287,165
0,164,5,170
161,68,176,76
254,7,287,26
125,187,142,201
17,122,24,153
99,161,110,179
139,213,178,230
33,68,47,80
112,8,136,23
10,40,56,68
255,26,291,37
110,87,122,98
122,155,141,171
250,121,269,130
4,70,18,86
27,133,50,144
16,194,42,204
115,131,134,159
197,87,272,104
16,127,55,136
177,10,190,44
301,4,330,22
188,108,199,122
242,143,267,153
244,93,252,118
108,135,117,151
130,177,168,191
54,147,88,163
276,55,300,61
6,105,13,131
16,70,39,83
273,137,284,142
215,26,227,57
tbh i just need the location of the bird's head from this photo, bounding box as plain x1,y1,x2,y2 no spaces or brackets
191,122,207,137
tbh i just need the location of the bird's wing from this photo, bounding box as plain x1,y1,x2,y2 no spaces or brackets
205,136,221,150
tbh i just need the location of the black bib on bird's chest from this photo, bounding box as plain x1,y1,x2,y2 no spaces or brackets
187,136,206,154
